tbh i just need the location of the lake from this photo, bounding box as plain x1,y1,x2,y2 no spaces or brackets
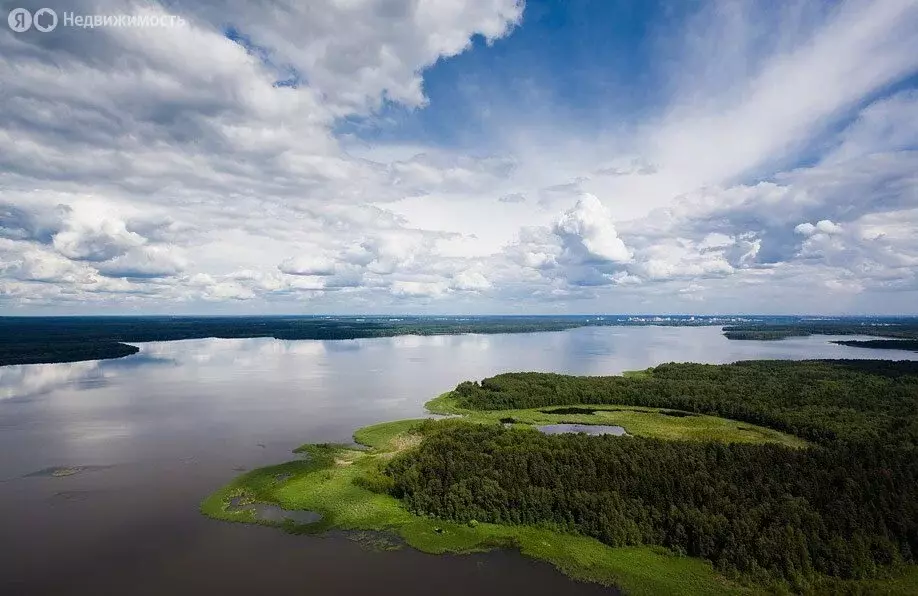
2,326,915,595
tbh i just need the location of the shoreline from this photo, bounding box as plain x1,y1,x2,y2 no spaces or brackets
7,315,918,367
200,370,918,595
200,412,747,595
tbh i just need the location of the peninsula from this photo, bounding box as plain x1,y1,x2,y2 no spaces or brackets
202,360,918,595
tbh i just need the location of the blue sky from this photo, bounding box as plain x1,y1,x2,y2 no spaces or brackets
338,0,680,149
1,0,918,314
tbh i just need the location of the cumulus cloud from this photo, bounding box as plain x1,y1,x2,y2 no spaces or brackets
95,246,187,279
795,220,842,237
452,269,491,291
391,280,448,298
554,194,632,264
53,219,146,262
278,255,337,276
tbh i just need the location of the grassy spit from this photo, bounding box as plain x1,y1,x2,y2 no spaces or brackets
203,417,747,595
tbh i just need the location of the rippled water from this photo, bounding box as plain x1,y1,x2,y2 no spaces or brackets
1,326,914,595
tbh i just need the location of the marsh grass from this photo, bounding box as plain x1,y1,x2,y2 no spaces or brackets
427,392,807,447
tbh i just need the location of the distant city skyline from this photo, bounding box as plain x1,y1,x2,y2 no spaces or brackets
2,0,917,315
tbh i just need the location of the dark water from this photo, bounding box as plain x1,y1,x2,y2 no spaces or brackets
538,424,628,436
2,326,916,595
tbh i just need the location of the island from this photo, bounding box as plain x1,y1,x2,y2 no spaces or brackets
202,360,918,595
831,339,918,352
722,319,918,342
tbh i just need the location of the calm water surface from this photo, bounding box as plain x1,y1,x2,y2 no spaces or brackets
538,424,628,436
2,326,915,595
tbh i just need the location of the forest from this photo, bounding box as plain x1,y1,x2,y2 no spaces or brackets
385,360,918,591
0,315,585,366
722,320,918,341
449,360,918,446
832,339,918,352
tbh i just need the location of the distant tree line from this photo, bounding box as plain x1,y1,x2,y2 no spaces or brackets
832,340,918,353
723,321,918,341
0,316,585,366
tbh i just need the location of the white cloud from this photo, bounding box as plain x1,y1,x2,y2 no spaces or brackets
52,218,146,262
96,245,187,279
391,280,448,298
278,255,337,276
796,220,842,237
554,194,632,264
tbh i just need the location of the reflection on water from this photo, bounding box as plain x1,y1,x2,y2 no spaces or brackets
1,326,916,596
537,424,628,436
227,496,323,525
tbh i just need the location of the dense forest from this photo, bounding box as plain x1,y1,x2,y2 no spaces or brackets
0,315,586,366
0,340,139,366
385,361,918,591
723,320,918,341
832,340,918,352
451,360,918,446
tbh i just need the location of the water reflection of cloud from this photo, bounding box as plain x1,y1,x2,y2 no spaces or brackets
387,335,425,349
72,423,135,443
0,351,180,401
387,334,458,350
0,361,104,400
457,334,492,351
322,340,361,353
135,338,333,364
102,352,178,371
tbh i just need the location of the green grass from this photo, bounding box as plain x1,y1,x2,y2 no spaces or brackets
426,392,808,448
353,419,425,451
852,566,918,595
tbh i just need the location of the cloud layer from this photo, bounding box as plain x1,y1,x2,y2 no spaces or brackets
1,0,917,314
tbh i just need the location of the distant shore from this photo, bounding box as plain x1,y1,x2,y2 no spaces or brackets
4,315,918,367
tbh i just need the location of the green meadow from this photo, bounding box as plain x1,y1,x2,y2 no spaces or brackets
425,391,808,447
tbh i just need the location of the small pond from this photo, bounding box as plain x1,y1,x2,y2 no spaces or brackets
229,497,323,525
536,424,627,436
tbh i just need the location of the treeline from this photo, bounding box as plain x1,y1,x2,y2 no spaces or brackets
832,340,918,352
0,316,586,366
453,360,918,446
387,423,918,590
723,321,918,341
0,341,139,366
384,361,918,590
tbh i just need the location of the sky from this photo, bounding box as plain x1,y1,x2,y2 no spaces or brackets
1,0,917,315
